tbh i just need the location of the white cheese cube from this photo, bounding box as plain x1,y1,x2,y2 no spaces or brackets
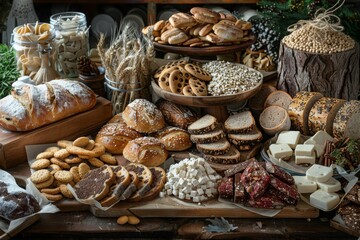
199,176,209,185
205,188,212,196
276,131,301,149
209,174,217,181
295,144,315,156
310,189,340,211
306,164,333,183
269,143,293,159
201,185,207,190
304,139,325,157
172,189,178,196
293,176,317,193
317,177,341,193
178,192,185,199
310,130,334,147
207,181,214,188
211,188,217,194
167,189,172,195
200,195,206,202
159,191,165,198
190,190,198,197
192,179,199,187
197,188,204,195
295,153,316,165
185,194,191,200
192,196,200,202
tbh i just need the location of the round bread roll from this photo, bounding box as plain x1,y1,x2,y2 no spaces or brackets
122,99,166,134
95,123,143,154
123,137,168,167
153,126,192,151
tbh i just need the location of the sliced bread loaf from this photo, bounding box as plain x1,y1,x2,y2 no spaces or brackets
248,84,277,113
204,145,241,164
228,126,263,147
308,97,346,135
259,105,291,136
288,91,323,135
263,90,293,110
224,111,255,134
196,138,230,156
333,100,360,139
190,127,225,144
188,114,217,134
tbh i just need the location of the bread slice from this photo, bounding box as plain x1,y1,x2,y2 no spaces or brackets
188,114,217,134
228,126,263,147
119,171,140,200
333,100,360,139
125,163,153,199
190,127,225,144
259,105,291,136
204,145,241,164
248,84,277,113
73,165,116,201
288,91,323,135
196,138,230,155
224,111,255,134
263,90,292,110
129,167,166,202
308,97,346,135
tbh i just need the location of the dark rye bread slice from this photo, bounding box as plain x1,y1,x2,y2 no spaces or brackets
100,166,131,207
125,163,153,199
224,111,255,134
204,144,241,164
190,126,225,144
73,165,116,201
119,171,140,200
227,126,263,147
196,138,230,156
188,114,217,134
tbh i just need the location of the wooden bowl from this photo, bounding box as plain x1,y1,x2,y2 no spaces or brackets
151,78,263,108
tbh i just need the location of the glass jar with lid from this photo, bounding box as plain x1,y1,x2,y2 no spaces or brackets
50,12,89,78
11,22,55,79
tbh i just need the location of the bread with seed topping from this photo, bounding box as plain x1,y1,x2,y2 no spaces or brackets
224,111,255,134
196,138,230,155
188,114,217,134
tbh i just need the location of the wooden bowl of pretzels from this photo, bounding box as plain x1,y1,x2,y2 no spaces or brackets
151,60,263,108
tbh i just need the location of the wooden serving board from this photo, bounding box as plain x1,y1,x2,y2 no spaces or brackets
90,197,319,219
0,214,40,240
0,96,113,169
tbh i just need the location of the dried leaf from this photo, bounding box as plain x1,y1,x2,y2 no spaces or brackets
203,217,238,233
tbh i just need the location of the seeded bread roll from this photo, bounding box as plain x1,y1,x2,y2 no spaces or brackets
122,99,165,134
153,126,192,151
123,137,168,167
95,122,143,154
308,97,346,136
288,91,323,135
332,100,360,139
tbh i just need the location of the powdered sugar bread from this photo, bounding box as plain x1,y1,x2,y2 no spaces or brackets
224,111,255,134
188,114,217,135
122,99,165,134
0,79,96,131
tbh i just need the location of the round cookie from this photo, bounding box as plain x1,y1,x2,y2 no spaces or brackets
184,63,212,81
36,151,54,159
31,159,51,170
35,175,54,189
182,85,196,96
70,167,81,183
54,149,71,159
41,187,61,195
54,170,73,183
45,146,60,154
169,69,187,94
42,192,63,202
78,162,91,179
88,157,105,168
31,169,51,184
64,157,83,164
189,77,208,96
50,158,70,169
60,184,74,199
73,137,90,147
100,153,117,165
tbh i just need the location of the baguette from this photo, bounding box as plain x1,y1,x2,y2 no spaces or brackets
0,80,97,131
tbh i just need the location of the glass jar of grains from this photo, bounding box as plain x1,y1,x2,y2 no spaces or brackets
50,12,89,78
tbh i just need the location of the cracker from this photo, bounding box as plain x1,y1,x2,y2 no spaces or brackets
73,137,90,147
31,169,51,184
185,63,212,81
41,187,60,195
60,184,74,199
88,157,105,168
54,170,73,183
31,159,51,170
54,149,71,159
100,153,117,165
36,151,53,160
35,175,54,189
189,77,208,96
42,192,63,202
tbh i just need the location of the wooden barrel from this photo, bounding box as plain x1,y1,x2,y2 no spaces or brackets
277,42,360,100
78,66,105,97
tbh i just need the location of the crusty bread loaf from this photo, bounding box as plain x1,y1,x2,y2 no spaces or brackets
188,114,217,134
308,97,346,135
224,111,255,134
107,112,125,124
190,7,220,24
122,99,165,134
263,90,292,110
196,138,230,155
288,91,323,135
190,127,225,144
156,99,199,129
333,100,360,139
153,126,192,151
123,137,168,167
204,145,241,164
0,80,97,131
95,123,143,154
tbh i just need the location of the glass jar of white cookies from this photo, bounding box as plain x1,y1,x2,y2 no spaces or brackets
50,12,89,78
11,22,55,79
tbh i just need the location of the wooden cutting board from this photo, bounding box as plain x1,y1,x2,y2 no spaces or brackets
90,197,319,219
0,214,40,240
0,96,113,169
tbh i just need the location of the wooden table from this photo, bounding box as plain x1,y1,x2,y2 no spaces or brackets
10,211,357,239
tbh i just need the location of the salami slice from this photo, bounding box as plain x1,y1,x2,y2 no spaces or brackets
224,158,255,177
241,161,270,199
218,176,234,199
265,162,295,185
234,173,247,203
267,186,297,205
269,176,300,200
245,193,285,209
